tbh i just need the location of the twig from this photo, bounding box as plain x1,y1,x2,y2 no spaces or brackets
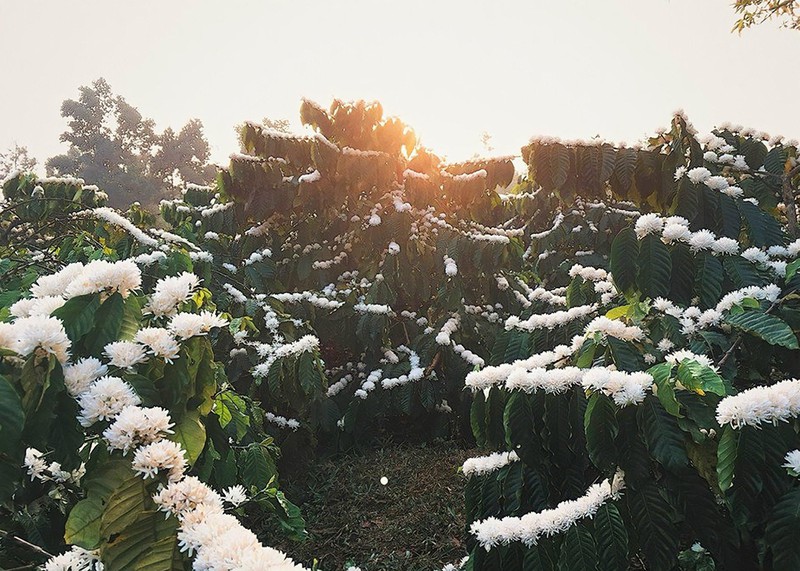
425,351,442,375
783,163,800,238
0,529,53,559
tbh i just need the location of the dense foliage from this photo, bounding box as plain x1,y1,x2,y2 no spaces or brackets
46,78,217,210
1,101,800,571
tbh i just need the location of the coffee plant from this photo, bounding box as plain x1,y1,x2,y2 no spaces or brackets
1,102,799,570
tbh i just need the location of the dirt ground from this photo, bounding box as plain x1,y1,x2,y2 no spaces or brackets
262,439,473,571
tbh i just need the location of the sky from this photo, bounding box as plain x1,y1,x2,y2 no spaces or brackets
1,0,798,170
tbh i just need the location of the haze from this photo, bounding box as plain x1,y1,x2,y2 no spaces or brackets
1,0,798,168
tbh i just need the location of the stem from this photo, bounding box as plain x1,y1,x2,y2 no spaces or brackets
0,530,53,559
783,163,800,239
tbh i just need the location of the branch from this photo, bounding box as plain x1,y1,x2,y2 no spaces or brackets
0,530,53,559
782,163,800,238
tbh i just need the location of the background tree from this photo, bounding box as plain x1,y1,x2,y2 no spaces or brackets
0,143,38,180
733,0,800,31
46,78,216,210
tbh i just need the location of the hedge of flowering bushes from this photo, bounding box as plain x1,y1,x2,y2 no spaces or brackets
1,101,800,570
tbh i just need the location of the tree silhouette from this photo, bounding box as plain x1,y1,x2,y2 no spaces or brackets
46,78,216,209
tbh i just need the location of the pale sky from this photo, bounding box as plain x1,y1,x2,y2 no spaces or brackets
1,0,798,169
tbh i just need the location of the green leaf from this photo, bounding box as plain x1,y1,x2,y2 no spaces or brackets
765,488,800,571
647,362,681,417
610,228,639,297
64,496,104,549
558,525,598,571
668,244,694,305
119,295,142,341
241,443,277,489
52,294,101,343
100,474,148,539
274,490,308,541
471,390,487,448
676,359,726,397
504,392,539,465
723,256,763,288
786,258,800,283
693,253,723,310
215,391,250,440
638,395,687,471
637,234,672,298
170,410,206,466
594,503,628,571
739,200,784,248
86,293,125,355
298,351,322,395
101,510,180,571
716,426,738,492
0,375,24,453
584,393,618,472
627,484,679,571
726,310,799,349
607,338,643,373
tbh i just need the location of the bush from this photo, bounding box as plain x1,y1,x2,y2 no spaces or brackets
1,103,800,570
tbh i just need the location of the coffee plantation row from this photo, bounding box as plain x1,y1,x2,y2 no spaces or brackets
1,100,799,570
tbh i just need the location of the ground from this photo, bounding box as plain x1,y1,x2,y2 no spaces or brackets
263,439,473,571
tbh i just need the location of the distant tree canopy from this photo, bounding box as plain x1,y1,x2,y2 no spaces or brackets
733,0,800,31
0,144,37,181
46,78,216,209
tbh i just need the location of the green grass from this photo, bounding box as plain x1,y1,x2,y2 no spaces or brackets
261,439,473,571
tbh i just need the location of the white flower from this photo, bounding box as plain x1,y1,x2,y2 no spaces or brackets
388,241,400,255
103,405,174,453
657,338,675,352
462,451,520,478
63,259,142,299
665,349,715,369
712,237,739,255
63,357,108,396
704,176,729,191
444,255,458,277
134,327,180,362
634,213,663,239
688,230,717,252
783,450,800,476
222,485,248,506
77,376,141,427
104,341,148,369
168,311,228,340
43,546,101,571
10,296,65,318
30,262,85,298
24,448,48,481
168,313,206,339
470,472,625,549
661,223,691,244
716,379,800,428
768,260,787,277
584,316,645,342
132,439,186,481
581,368,654,406
10,315,71,363
674,166,687,180
146,272,201,317
687,167,711,184
721,185,744,198
741,247,769,265
153,476,222,518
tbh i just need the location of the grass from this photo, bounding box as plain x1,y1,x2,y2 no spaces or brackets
262,439,473,571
